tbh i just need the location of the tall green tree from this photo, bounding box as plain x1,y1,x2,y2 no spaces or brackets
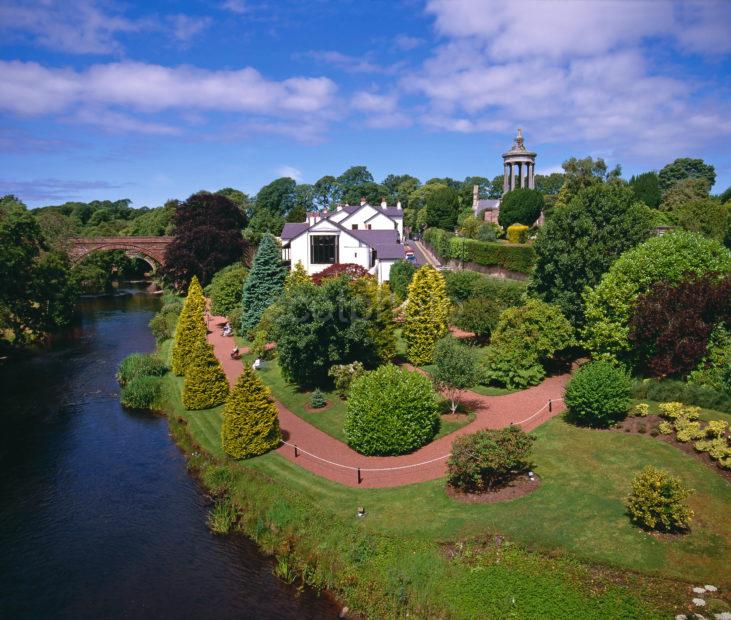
658,158,716,193
629,171,661,209
182,337,229,410
382,174,420,207
162,192,247,289
530,183,653,327
534,172,565,195
313,175,342,211
240,233,286,334
337,166,383,204
425,185,459,230
498,188,544,228
221,366,281,458
255,177,296,216
403,265,450,365
659,177,710,211
433,336,480,414
171,276,206,375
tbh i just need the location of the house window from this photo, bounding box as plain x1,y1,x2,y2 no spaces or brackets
352,224,358,230
367,224,372,230
310,235,337,264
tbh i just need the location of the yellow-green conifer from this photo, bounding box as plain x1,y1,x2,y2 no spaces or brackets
221,365,281,458
182,336,229,410
284,260,311,292
171,276,206,375
403,265,450,365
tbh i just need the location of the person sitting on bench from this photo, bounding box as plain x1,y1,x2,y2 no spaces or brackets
230,346,240,360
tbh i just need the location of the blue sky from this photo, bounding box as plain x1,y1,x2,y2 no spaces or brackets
1,0,730,208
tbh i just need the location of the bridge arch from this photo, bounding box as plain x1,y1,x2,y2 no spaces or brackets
68,237,173,273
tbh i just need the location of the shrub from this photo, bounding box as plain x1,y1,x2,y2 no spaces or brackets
632,403,650,417
452,297,501,340
705,419,728,438
658,401,692,420
221,366,281,459
675,421,703,443
388,259,417,303
328,361,366,398
481,344,545,390
344,365,439,455
116,352,167,386
284,260,311,292
206,263,248,316
688,325,731,395
628,273,731,377
499,188,544,229
506,224,529,244
309,389,326,409
403,265,450,366
182,337,229,410
148,299,183,343
227,306,243,336
311,262,372,285
171,276,206,375
626,466,693,532
695,437,731,460
583,230,731,360
631,378,731,413
120,375,163,410
447,426,535,493
564,360,631,427
241,233,286,334
658,421,674,434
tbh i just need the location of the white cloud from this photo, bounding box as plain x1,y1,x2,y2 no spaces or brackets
167,14,212,43
394,35,424,51
276,165,303,182
220,0,248,14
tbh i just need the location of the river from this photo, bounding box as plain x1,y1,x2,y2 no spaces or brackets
0,286,338,619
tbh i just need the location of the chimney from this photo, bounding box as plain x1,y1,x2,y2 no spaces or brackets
396,200,402,210
336,204,343,211
360,197,366,206
472,184,479,209
380,198,387,208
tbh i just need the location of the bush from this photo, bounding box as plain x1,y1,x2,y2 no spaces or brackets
481,344,545,390
583,230,731,360
205,263,248,316
688,325,731,395
694,437,730,460
171,276,206,375
631,378,731,413
447,426,535,493
388,259,416,303
565,360,631,427
311,262,372,285
506,224,529,244
498,187,544,229
221,366,281,459
328,361,366,398
116,352,167,386
182,337,229,410
120,375,163,410
148,299,183,343
625,466,693,532
344,365,439,455
403,265,450,366
227,306,243,336
632,403,650,417
433,336,480,413
309,389,326,409
452,297,501,340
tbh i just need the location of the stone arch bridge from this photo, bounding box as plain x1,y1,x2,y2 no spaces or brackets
68,236,173,271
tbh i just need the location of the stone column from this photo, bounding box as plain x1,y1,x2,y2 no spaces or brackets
503,163,509,194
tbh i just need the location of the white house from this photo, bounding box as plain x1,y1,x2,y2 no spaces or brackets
280,198,405,283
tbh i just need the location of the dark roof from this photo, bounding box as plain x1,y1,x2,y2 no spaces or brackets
347,228,399,246
475,199,500,214
379,206,403,218
376,244,405,260
281,222,309,240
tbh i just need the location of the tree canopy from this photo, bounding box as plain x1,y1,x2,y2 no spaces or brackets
498,188,544,228
658,158,716,193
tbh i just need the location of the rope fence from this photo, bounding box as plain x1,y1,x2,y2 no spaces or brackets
280,397,564,484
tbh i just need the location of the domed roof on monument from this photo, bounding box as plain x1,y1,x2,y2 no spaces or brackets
502,128,536,158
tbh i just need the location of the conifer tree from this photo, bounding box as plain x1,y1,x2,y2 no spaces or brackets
182,336,230,410
221,365,281,458
240,233,286,334
171,276,206,375
403,265,450,365
284,260,311,292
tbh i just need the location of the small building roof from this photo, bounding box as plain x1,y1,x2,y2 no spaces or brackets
280,222,309,240
376,244,406,260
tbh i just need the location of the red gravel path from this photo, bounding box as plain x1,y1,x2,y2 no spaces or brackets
207,315,568,488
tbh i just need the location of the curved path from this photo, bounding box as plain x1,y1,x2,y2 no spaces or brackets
208,315,567,488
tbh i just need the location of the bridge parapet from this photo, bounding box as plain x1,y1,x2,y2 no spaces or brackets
68,236,173,267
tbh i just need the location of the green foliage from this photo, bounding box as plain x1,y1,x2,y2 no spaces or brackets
403,265,450,365
182,337,229,410
328,362,366,398
498,188,544,228
689,325,731,394
148,299,182,343
309,389,327,409
447,426,535,492
452,297,501,340
170,276,206,375
241,233,286,334
206,263,248,316
221,366,281,458
481,344,546,389
255,176,296,215
530,183,654,327
582,231,731,359
284,260,311,293
632,378,731,414
659,177,710,212
433,336,480,413
388,259,416,302
116,352,167,386
626,466,694,532
658,157,716,193
673,197,730,243
275,277,385,387
444,270,526,306
208,499,238,534
344,364,439,455
629,171,661,209
120,375,163,410
506,224,529,244
565,361,631,428
445,236,536,273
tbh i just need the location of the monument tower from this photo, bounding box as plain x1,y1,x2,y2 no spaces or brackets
502,128,536,194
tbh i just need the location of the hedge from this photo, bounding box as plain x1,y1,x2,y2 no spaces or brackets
423,228,536,274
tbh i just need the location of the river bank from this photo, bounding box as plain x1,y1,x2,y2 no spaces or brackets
0,288,338,619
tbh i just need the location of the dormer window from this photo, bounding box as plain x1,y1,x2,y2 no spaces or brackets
352,224,358,230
